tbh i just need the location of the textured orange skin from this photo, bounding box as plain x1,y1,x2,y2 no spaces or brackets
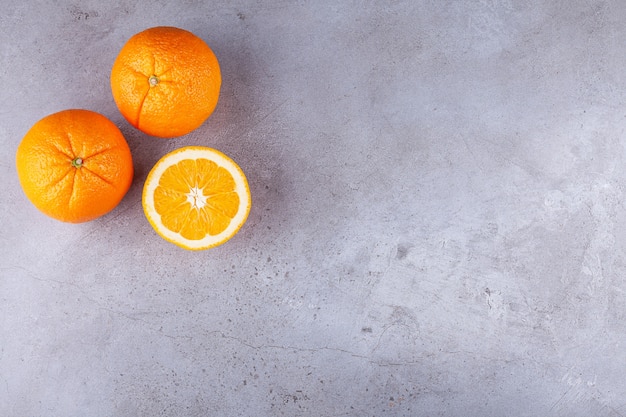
15,109,134,223
110,26,221,138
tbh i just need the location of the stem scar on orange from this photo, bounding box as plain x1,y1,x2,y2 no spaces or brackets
15,109,134,223
110,26,222,138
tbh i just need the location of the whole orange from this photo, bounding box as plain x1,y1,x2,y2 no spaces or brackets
15,109,134,223
110,26,222,138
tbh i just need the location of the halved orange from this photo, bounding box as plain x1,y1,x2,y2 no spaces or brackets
142,146,251,250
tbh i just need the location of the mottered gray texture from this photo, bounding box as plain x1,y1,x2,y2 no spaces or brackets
2,0,626,416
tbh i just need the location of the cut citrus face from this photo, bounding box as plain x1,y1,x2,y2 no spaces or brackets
142,146,251,250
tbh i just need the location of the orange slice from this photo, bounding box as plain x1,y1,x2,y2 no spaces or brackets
142,146,251,250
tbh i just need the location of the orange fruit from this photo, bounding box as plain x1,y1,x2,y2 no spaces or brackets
110,26,221,138
142,146,251,250
15,109,134,223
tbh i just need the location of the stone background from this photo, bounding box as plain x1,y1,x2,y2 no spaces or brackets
2,1,626,416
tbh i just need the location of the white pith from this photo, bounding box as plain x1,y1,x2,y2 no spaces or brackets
185,186,207,209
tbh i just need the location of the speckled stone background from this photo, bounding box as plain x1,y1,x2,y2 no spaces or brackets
2,1,626,416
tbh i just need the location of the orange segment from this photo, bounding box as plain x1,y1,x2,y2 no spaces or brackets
142,146,251,250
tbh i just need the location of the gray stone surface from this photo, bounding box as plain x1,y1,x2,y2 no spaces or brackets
2,0,626,416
